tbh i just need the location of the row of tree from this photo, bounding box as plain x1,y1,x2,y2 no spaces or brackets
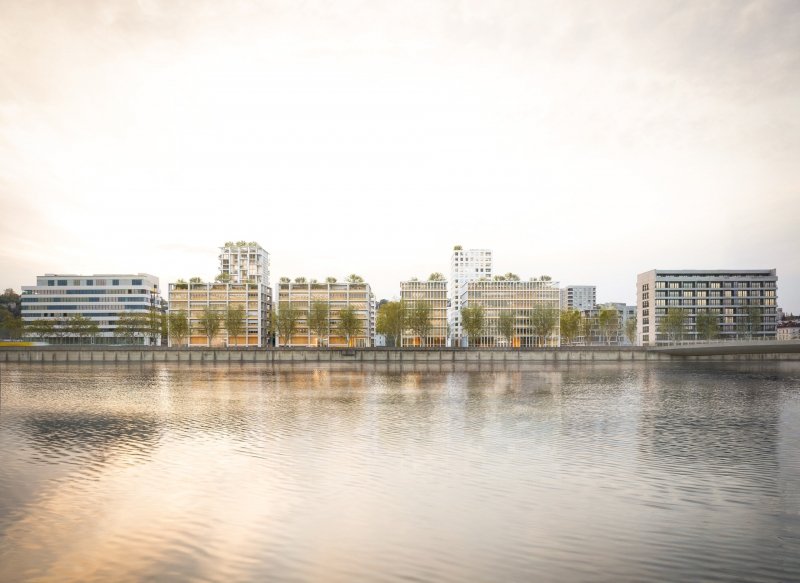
273,303,362,347
657,306,764,343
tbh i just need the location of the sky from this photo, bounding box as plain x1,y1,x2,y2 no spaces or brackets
1,0,798,310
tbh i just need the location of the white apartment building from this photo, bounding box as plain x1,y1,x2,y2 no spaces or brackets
400,279,448,347
560,285,596,311
449,246,493,346
276,280,375,347
636,269,778,346
21,274,162,344
460,278,561,347
219,242,269,283
168,242,272,347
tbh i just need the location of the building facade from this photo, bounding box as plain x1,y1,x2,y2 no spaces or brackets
560,285,596,312
276,280,375,347
400,279,448,347
449,246,493,346
636,269,778,346
21,273,162,344
168,242,271,347
460,279,561,347
578,303,637,346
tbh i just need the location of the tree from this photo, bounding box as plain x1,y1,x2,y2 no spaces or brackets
530,306,559,347
279,277,291,284
168,311,189,347
325,277,337,284
26,318,54,341
189,277,204,284
461,305,485,347
308,301,330,347
224,305,246,347
540,275,552,282
275,302,299,346
146,309,164,346
336,305,362,347
580,314,594,346
174,279,188,289
428,272,446,281
116,313,147,344
215,273,231,283
598,306,620,345
504,273,520,282
198,306,222,346
560,309,581,346
294,277,307,284
345,274,364,284
695,311,719,342
0,308,23,339
659,308,687,344
407,301,432,347
376,301,405,347
498,310,516,347
624,315,638,345
66,314,97,344
743,306,763,340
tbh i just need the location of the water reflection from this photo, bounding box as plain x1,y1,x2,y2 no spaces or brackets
0,362,798,582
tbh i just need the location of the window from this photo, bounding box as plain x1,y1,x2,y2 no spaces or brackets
112,279,119,286
86,280,93,286
132,279,142,286
57,280,67,286
47,280,54,286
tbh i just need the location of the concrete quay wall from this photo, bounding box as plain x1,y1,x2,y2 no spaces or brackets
2,346,799,364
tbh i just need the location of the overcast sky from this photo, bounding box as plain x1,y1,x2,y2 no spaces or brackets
1,0,798,310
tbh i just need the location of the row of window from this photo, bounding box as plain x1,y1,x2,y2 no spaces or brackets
45,279,144,287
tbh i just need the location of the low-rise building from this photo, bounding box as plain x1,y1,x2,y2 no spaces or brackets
460,278,561,347
400,279,448,347
276,279,375,347
21,273,163,344
636,269,778,345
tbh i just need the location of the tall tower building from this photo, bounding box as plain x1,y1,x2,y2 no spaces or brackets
448,245,493,346
219,242,270,285
560,285,596,311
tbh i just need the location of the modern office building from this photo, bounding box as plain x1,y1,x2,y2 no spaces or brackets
400,279,448,347
459,278,560,347
636,269,778,346
449,246,493,346
560,285,596,311
21,273,162,344
275,279,375,347
167,242,271,347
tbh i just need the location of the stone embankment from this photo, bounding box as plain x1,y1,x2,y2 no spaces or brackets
2,343,800,364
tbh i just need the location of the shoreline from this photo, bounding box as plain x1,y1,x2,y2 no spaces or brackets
3,344,800,363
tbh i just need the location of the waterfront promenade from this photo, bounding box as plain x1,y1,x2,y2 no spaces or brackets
2,341,800,363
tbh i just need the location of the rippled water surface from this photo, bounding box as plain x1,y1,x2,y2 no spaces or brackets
1,362,799,582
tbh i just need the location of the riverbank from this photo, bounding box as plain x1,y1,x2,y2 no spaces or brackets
2,345,800,363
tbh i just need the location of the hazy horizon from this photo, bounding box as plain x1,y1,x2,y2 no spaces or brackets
1,1,798,311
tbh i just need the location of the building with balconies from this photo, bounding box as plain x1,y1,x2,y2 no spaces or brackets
276,278,375,347
400,279,448,347
636,269,778,346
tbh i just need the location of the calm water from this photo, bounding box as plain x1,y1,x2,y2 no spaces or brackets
1,362,799,582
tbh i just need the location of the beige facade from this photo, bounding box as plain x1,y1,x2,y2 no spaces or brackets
276,281,375,347
168,241,272,347
400,280,448,347
168,282,271,347
461,279,561,347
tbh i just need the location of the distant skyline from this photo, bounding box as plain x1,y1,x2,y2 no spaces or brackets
1,1,798,311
